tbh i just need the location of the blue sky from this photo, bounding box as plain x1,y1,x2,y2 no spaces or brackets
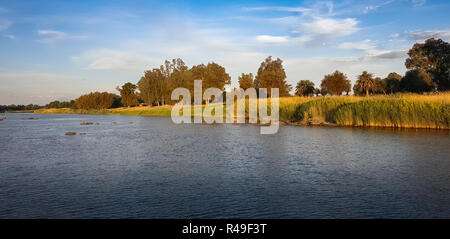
1,0,449,104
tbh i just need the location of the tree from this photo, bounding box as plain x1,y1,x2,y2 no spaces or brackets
314,88,321,97
191,62,231,91
138,68,165,106
238,73,255,90
373,77,385,95
256,56,292,97
320,70,351,96
75,92,117,110
400,69,436,93
138,59,192,106
117,82,139,107
354,71,376,96
382,72,402,94
295,80,315,96
162,58,191,104
405,38,450,91
45,100,76,109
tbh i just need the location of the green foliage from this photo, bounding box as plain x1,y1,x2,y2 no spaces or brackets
191,62,231,91
0,104,42,112
256,56,292,97
295,80,315,96
320,70,351,96
117,82,139,107
382,72,402,94
289,93,450,129
400,69,436,93
354,71,376,96
45,100,76,109
406,38,450,91
75,92,118,110
238,73,255,90
293,97,359,124
331,99,450,129
138,59,230,106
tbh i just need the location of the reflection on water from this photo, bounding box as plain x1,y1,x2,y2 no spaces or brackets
0,113,449,218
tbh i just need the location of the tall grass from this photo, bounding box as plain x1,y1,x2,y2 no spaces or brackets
292,97,361,124
279,97,314,121
36,92,450,129
330,99,450,129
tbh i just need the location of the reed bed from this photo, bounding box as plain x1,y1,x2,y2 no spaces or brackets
35,92,450,129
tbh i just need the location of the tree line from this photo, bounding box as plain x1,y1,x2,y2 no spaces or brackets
0,104,42,113
3,38,447,111
294,38,450,96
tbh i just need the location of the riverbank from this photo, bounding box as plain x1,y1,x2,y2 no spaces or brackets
34,93,450,129
35,105,173,116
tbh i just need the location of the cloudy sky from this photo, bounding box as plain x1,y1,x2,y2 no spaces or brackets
1,0,449,104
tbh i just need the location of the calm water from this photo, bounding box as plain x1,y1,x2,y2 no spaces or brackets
0,113,449,218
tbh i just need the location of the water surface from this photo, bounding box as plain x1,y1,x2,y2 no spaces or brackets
0,113,449,218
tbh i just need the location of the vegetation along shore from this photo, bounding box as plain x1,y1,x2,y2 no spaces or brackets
4,38,450,130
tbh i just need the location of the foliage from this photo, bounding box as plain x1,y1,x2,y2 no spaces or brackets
382,72,402,94
45,100,76,109
256,56,292,97
354,71,376,96
400,69,436,93
295,80,315,96
0,104,42,112
138,59,230,105
75,92,118,110
405,38,450,91
289,92,450,129
117,82,139,107
331,99,450,129
238,73,255,90
320,70,351,96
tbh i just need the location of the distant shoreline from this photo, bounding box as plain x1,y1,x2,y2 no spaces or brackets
32,93,450,130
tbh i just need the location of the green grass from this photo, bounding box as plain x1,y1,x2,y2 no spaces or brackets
35,107,172,116
330,99,450,129
288,93,450,129
35,92,450,129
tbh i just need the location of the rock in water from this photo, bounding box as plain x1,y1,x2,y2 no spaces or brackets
80,121,94,125
65,132,77,135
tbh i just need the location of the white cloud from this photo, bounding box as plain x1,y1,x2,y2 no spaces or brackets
0,19,11,31
407,30,450,42
363,0,393,14
37,30,87,43
74,49,159,71
412,0,427,7
363,49,408,60
243,6,311,13
301,17,359,37
338,40,407,60
338,40,377,51
389,33,400,39
255,35,290,43
4,34,14,40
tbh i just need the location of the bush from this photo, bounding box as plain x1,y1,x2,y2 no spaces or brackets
75,92,118,110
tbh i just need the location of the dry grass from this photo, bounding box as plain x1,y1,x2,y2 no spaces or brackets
35,92,450,129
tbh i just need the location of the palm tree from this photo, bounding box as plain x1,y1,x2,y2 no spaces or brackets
356,71,376,96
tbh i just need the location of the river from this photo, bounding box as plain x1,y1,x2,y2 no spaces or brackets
0,113,449,218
